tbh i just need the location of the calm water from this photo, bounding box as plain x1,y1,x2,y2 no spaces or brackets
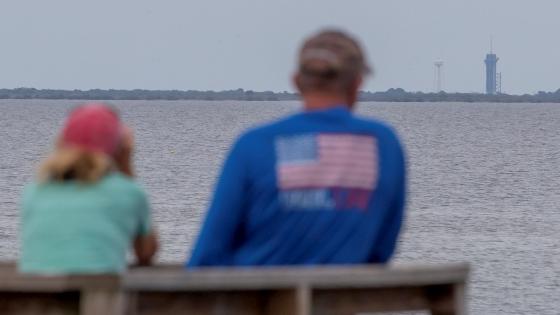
1,100,560,314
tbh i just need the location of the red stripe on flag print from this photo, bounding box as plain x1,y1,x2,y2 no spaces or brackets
278,134,378,190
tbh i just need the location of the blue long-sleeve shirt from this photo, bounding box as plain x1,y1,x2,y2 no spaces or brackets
188,106,406,267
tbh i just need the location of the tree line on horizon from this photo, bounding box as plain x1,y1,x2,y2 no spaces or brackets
2,87,560,103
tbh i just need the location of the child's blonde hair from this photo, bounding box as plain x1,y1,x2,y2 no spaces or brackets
39,147,112,183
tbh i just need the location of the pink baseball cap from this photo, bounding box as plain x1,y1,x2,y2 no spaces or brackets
61,103,122,156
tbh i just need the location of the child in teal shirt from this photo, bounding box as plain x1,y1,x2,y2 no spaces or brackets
19,103,157,274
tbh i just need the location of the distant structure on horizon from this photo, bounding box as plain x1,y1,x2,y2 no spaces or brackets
484,41,499,95
434,61,444,92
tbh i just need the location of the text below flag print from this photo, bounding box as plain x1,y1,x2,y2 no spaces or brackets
276,133,378,211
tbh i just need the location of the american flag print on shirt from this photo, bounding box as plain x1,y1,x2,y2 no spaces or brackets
276,133,378,211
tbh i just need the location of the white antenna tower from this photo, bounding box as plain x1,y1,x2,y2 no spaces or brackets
434,61,444,92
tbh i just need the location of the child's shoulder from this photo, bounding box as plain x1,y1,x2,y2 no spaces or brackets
102,173,146,197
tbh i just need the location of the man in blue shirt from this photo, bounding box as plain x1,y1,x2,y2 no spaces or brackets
188,29,406,266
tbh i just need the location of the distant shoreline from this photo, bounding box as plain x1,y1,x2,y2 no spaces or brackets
2,88,560,103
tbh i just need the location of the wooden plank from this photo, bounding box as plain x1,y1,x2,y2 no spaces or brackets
129,289,313,315
124,263,469,292
0,292,79,315
0,263,120,292
81,288,124,315
296,286,311,315
0,263,469,293
426,282,467,315
426,283,469,315
311,287,431,315
132,291,263,315
453,282,467,315
0,263,123,314
0,262,469,315
264,289,301,315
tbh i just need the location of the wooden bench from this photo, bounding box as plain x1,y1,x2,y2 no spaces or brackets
0,262,469,315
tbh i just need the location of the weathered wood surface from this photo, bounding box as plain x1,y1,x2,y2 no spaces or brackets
124,263,469,290
0,263,121,315
0,262,469,315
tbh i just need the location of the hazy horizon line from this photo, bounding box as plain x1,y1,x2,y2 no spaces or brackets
2,87,559,96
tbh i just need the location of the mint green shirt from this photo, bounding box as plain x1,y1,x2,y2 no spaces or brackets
19,173,151,274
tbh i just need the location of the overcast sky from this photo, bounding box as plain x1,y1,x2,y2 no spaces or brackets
0,0,559,94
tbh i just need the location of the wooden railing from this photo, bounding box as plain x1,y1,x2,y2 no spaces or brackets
0,262,469,315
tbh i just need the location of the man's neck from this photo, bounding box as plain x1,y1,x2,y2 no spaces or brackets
302,93,352,111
